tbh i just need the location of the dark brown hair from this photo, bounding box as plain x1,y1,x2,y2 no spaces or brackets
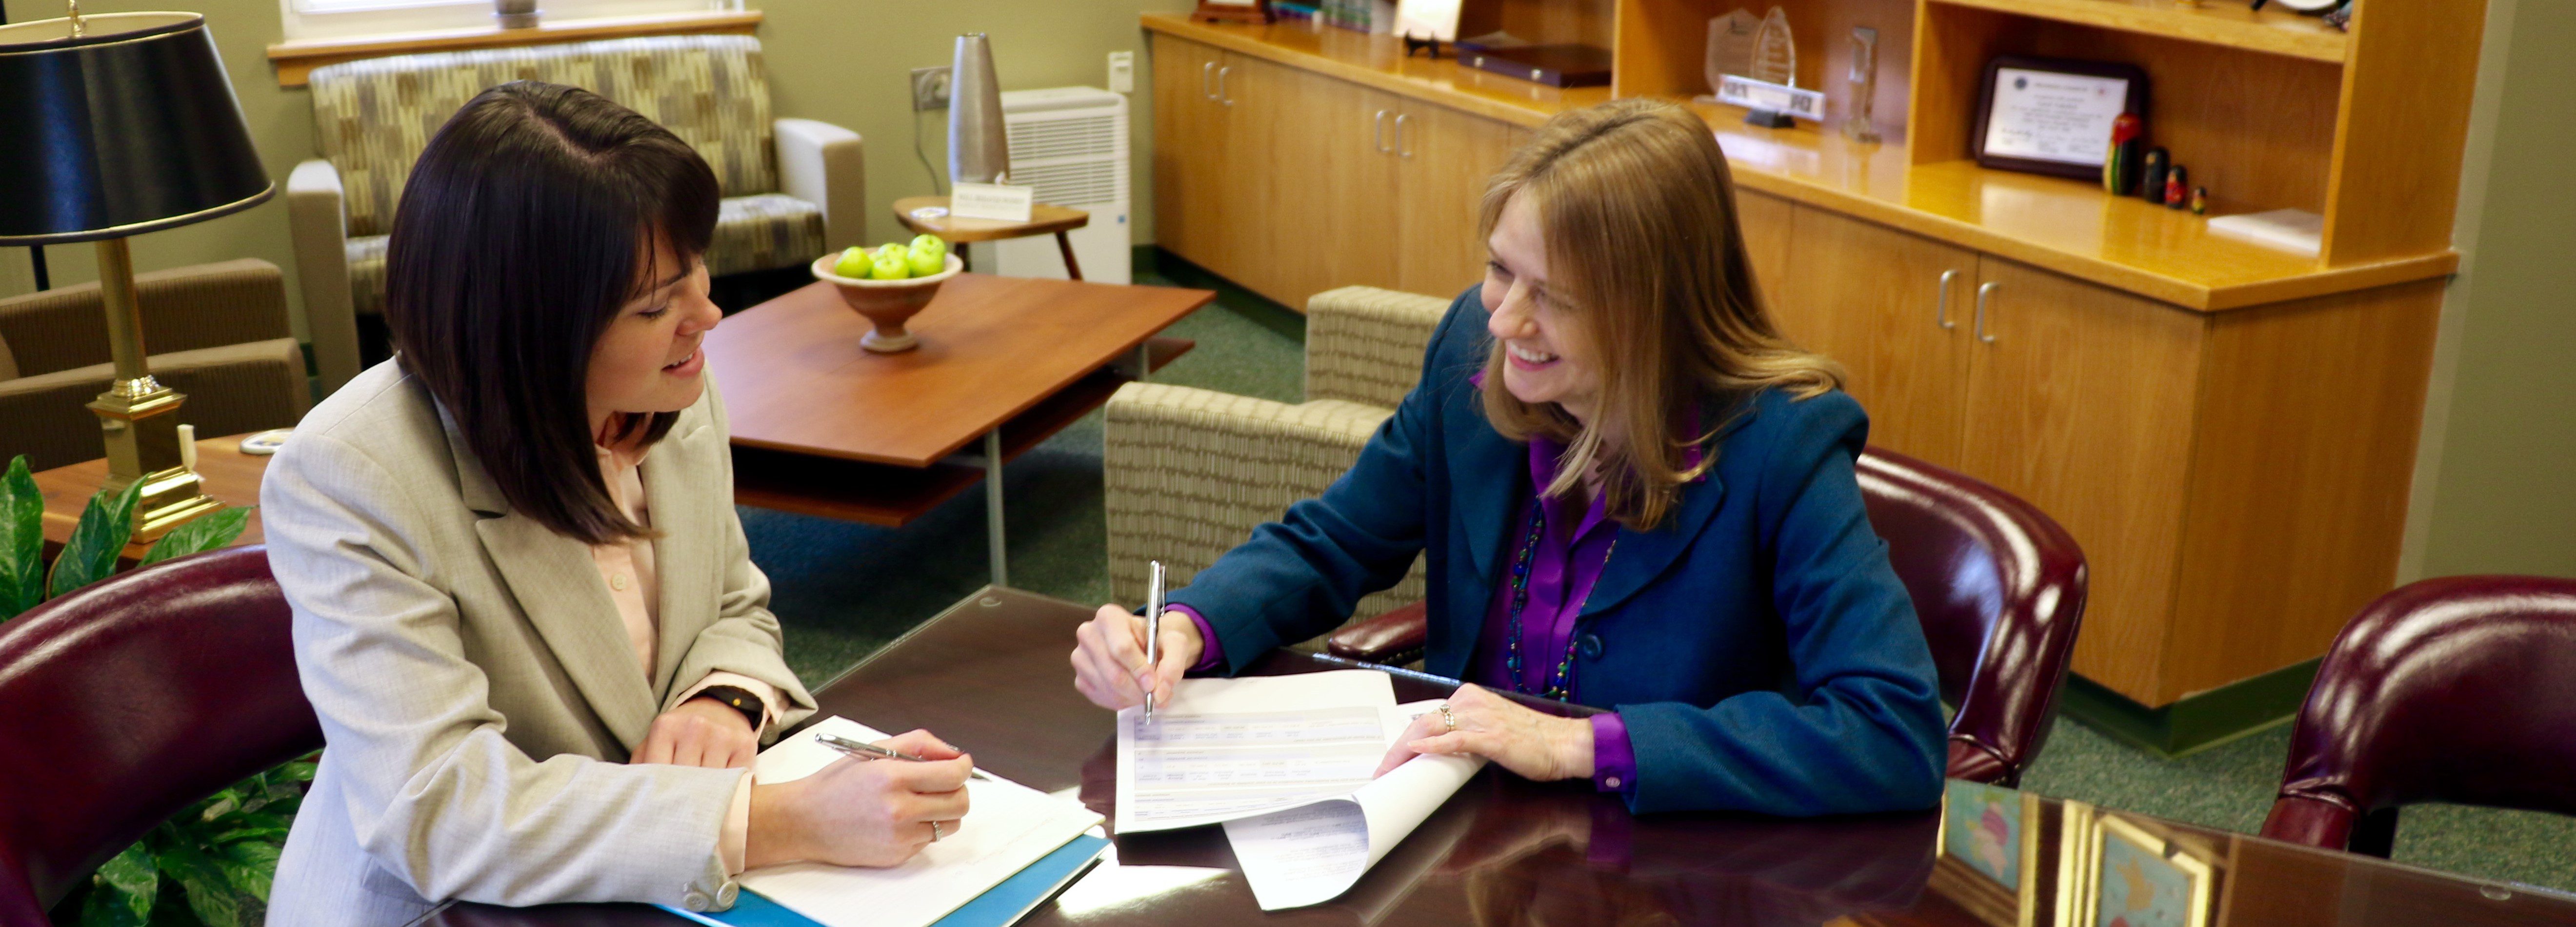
385,80,719,545
1478,99,1843,532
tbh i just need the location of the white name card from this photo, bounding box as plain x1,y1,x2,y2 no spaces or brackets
1716,74,1826,122
950,182,1036,222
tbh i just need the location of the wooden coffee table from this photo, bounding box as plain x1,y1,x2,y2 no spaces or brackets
704,273,1214,584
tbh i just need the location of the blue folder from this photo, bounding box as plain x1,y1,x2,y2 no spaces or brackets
659,834,1111,927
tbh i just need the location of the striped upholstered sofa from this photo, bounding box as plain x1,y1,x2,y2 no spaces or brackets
1103,286,1444,638
286,35,865,391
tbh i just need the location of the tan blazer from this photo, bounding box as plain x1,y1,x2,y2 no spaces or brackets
262,361,816,926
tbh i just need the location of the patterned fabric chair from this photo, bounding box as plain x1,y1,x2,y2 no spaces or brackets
1103,286,1444,638
0,259,310,472
287,34,865,390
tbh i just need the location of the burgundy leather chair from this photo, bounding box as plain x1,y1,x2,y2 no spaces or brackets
2260,575,2576,858
0,546,321,923
1327,447,2090,787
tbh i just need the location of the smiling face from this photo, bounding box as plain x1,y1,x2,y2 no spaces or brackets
1482,192,1603,426
584,238,719,437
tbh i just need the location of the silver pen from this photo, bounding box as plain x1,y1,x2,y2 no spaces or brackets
816,732,993,781
1144,560,1166,722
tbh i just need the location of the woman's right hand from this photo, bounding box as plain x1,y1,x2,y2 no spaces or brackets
1071,603,1204,711
745,730,971,868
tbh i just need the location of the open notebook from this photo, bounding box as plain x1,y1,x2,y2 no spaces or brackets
660,717,1106,927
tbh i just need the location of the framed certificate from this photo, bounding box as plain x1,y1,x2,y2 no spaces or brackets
1971,56,2149,180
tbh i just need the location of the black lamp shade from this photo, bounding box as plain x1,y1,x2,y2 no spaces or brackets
0,12,273,244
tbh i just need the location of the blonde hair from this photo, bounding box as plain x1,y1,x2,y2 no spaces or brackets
1479,98,1845,532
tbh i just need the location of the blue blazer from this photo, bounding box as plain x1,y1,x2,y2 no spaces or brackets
1169,286,1946,817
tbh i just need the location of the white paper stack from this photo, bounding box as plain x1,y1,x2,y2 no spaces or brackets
1115,671,1484,910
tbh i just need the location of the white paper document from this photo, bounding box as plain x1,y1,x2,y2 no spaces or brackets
1115,672,1484,910
739,717,1104,927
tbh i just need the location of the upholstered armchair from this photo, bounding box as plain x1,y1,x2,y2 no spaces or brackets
288,34,866,390
0,259,310,472
1102,286,1444,636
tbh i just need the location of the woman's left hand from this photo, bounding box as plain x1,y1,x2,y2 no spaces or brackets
1375,684,1594,782
635,697,759,769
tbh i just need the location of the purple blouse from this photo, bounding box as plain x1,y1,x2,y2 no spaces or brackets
1173,410,1702,799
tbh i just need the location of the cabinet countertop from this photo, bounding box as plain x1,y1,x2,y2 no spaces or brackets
1143,13,2457,311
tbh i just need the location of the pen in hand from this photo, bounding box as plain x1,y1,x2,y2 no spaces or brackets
816,732,993,781
1144,560,1165,722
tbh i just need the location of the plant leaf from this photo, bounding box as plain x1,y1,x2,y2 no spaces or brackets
157,842,240,927
48,479,141,599
139,506,253,567
83,843,158,927
215,840,283,903
205,827,291,846
0,455,41,621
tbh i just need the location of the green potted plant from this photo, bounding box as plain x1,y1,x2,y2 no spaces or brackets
2,455,307,927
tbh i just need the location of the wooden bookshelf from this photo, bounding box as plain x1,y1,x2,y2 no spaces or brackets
1928,0,2349,62
1145,0,2487,711
1143,12,2458,309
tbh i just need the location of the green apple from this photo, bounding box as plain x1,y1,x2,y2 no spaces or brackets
876,243,908,263
909,234,948,258
906,243,945,277
870,252,911,280
832,245,871,278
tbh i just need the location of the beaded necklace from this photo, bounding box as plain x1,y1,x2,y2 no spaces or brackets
1501,500,1614,701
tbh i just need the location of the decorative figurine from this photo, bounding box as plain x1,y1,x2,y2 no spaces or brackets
1403,33,1444,58
2190,186,2209,215
1705,8,1763,97
2103,113,2144,195
1743,6,1798,128
2165,164,2190,209
1844,26,1882,144
2140,147,2170,204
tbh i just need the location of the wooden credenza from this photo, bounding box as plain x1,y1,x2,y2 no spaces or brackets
1144,10,2464,710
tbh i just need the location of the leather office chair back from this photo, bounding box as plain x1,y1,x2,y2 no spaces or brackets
1854,448,2088,787
1328,447,2089,786
2260,575,2576,858
0,546,321,919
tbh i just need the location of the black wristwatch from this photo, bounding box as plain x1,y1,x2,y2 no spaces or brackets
693,685,767,732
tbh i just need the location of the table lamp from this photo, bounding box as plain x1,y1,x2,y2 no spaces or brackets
0,8,274,537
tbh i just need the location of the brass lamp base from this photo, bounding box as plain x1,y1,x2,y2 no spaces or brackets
86,237,222,541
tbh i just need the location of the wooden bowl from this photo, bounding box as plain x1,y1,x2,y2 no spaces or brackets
811,252,964,353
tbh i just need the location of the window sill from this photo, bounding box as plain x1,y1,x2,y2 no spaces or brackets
265,9,762,87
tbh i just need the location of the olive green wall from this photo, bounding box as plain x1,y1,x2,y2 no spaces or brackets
0,0,1192,340
2399,0,2576,580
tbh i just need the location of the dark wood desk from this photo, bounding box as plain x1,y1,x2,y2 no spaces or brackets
414,589,2576,927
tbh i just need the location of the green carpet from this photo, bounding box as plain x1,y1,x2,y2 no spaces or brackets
743,271,2576,895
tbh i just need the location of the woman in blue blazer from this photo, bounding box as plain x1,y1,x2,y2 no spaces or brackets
1071,99,1945,817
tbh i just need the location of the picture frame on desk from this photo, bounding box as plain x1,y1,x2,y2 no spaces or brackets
1933,780,2056,927
1971,55,2150,182
2060,809,2222,927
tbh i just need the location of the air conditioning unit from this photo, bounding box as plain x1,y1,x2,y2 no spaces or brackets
990,86,1132,285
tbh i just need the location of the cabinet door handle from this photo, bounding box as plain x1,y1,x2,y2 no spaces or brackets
1201,61,1217,100
1974,281,2000,344
1373,109,1392,154
1394,112,1413,158
1935,269,1959,330
1217,65,1234,106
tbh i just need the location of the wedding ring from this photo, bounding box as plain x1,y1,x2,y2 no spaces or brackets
930,820,946,842
1438,703,1457,733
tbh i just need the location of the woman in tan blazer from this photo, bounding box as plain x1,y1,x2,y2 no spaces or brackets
262,82,971,926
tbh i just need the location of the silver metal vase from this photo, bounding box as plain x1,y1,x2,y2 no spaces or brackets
948,33,1010,185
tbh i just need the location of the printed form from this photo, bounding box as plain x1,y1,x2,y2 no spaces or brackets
1116,671,1484,909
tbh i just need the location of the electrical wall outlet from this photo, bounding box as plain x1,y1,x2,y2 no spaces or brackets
1107,50,1135,94
910,66,952,111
